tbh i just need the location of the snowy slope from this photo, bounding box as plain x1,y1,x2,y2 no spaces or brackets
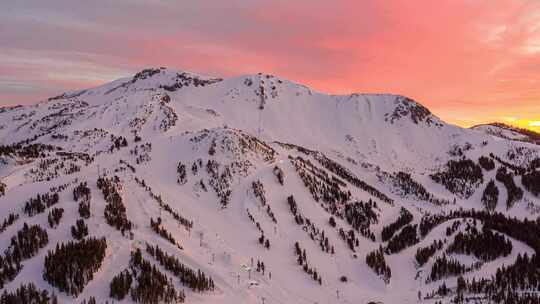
0,67,539,304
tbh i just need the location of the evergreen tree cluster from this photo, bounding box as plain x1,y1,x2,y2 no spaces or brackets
365,246,391,284
343,200,378,241
482,180,499,211
176,162,187,185
415,239,443,267
431,253,540,303
258,233,271,249
445,220,461,236
0,282,58,304
495,167,523,209
490,152,526,175
430,158,483,198
47,207,64,228
205,159,232,207
0,223,48,288
290,156,350,211
293,242,322,285
312,152,393,204
388,172,450,205
252,180,276,223
427,254,481,283
273,166,284,185
43,237,107,296
134,177,193,231
71,219,89,240
522,170,540,197
110,269,132,300
338,228,359,252
78,199,91,219
73,181,91,202
146,244,215,292
150,217,182,249
381,207,413,242
0,182,5,197
246,208,264,233
447,226,512,262
0,213,19,234
285,196,333,253
255,259,267,275
130,142,152,164
478,155,495,171
0,143,58,159
73,181,91,218
252,180,266,206
109,134,128,152
385,224,419,254
97,176,132,235
23,192,60,216
128,248,185,303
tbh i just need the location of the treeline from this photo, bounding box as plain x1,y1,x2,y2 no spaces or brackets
43,237,107,297
97,176,132,235
0,223,48,288
381,207,413,242
430,158,483,198
447,226,512,262
365,246,391,284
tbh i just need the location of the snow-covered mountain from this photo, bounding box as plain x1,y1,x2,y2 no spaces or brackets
471,122,540,145
1,67,539,304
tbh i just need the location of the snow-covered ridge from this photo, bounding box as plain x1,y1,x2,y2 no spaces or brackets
0,67,539,303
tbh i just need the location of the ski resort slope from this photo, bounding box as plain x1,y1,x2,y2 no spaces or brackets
0,67,539,303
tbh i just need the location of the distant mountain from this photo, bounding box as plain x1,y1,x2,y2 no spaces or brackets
471,122,540,145
0,67,539,304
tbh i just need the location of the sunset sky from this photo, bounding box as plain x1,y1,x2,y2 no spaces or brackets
1,1,540,131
